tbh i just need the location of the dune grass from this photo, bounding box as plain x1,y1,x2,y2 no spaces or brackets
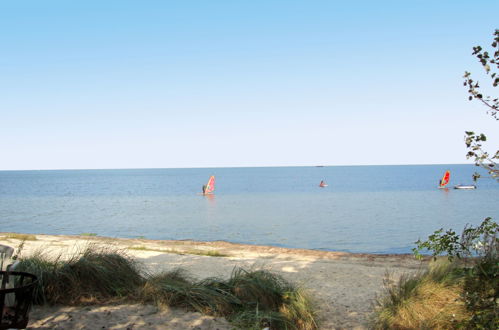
16,246,143,305
372,260,470,329
128,245,229,257
141,267,317,329
15,246,317,329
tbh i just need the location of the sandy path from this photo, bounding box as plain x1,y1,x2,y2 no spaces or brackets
0,234,426,329
27,305,232,330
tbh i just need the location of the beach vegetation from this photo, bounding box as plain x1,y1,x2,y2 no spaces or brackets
15,246,317,329
79,233,97,236
463,29,498,181
372,260,470,329
374,218,498,328
373,29,499,329
3,233,37,241
16,246,143,305
185,249,228,257
141,267,317,329
413,217,498,262
128,245,229,257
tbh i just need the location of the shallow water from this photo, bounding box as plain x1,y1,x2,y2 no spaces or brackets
0,165,497,253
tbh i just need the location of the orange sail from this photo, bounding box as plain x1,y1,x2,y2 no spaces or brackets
439,170,450,188
204,175,215,194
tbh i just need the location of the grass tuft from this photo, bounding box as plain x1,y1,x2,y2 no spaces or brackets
227,268,291,311
372,260,470,329
279,290,318,330
16,246,143,305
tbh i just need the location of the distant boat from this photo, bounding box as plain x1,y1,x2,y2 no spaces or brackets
438,170,450,189
202,175,215,195
319,180,328,188
454,185,476,190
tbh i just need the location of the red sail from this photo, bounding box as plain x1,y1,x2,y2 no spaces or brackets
440,170,450,187
205,176,215,194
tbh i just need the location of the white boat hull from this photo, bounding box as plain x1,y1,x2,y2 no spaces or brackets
454,185,476,190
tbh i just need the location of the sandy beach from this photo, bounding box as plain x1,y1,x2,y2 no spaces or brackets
1,233,426,329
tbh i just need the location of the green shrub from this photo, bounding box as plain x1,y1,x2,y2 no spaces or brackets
462,258,499,329
410,217,499,329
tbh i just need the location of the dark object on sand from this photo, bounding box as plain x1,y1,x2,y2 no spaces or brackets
0,271,38,330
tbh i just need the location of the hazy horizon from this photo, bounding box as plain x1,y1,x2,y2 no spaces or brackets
0,162,478,172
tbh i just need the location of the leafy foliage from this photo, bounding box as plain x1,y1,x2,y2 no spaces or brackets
412,218,498,328
463,29,498,181
413,217,498,261
458,28,499,328
462,257,499,329
399,29,499,329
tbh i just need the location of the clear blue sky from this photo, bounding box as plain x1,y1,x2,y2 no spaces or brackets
1,1,498,170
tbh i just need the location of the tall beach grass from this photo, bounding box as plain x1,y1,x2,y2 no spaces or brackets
15,245,318,329
372,260,471,329
16,246,143,305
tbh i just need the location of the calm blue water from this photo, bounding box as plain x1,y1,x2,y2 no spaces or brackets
0,165,497,254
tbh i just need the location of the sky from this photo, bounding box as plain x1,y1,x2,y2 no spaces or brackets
1,1,498,170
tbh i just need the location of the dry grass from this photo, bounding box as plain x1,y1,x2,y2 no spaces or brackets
128,245,229,257
16,246,143,305
185,249,229,257
279,290,318,330
3,233,37,241
373,260,470,329
386,282,469,329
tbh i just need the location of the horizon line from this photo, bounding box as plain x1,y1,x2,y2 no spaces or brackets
0,162,477,172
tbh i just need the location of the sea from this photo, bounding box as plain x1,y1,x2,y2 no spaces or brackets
0,165,497,254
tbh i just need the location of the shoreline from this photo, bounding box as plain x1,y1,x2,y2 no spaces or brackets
1,232,426,329
1,232,418,258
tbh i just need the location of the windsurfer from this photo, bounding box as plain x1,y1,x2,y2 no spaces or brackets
439,170,450,188
202,176,215,195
